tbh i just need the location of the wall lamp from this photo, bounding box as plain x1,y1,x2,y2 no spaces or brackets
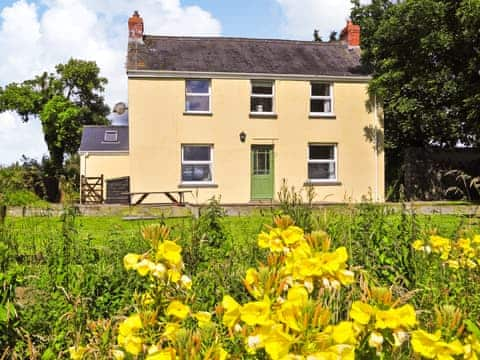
239,131,247,143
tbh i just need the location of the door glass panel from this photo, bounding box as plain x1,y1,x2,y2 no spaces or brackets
253,148,270,175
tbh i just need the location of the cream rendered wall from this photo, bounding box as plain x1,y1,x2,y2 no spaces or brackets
128,78,384,204
80,153,130,200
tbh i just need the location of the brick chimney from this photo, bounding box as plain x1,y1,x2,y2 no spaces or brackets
128,11,144,43
340,20,360,48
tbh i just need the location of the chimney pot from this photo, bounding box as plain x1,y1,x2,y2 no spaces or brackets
340,20,360,48
128,11,144,43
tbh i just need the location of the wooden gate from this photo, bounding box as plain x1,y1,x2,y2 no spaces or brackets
81,175,103,204
106,176,130,204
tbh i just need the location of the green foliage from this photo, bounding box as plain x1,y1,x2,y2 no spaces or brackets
0,163,50,207
351,0,480,193
0,59,109,200
195,196,228,248
277,179,315,232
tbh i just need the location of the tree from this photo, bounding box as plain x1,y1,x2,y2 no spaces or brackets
0,59,109,200
351,0,480,192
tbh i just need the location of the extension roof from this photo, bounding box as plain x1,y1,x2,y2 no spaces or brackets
79,126,129,153
126,36,367,77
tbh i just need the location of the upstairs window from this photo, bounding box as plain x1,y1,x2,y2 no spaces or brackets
181,145,213,183
251,81,274,114
185,80,211,113
308,144,337,181
310,83,333,115
103,130,118,143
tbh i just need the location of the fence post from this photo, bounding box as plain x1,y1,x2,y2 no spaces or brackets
80,175,84,204
101,174,104,203
0,205,6,224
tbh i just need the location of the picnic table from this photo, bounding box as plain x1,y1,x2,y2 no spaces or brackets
126,191,193,206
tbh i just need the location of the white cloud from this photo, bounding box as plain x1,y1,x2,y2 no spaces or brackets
0,112,46,163
276,0,369,40
0,0,221,165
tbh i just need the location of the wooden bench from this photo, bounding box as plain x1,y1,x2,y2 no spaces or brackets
126,191,193,206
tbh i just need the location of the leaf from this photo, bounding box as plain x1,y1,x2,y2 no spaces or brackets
465,319,480,339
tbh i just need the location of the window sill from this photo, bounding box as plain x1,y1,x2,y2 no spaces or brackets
249,112,278,119
309,113,336,119
304,180,342,186
183,112,213,116
178,183,219,189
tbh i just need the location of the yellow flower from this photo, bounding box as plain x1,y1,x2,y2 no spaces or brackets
134,259,155,276
241,298,271,326
281,226,304,245
411,330,464,359
69,345,87,360
263,326,293,360
162,323,180,341
375,304,416,329
245,268,259,286
216,347,229,360
166,301,190,319
123,253,140,270
258,232,271,249
158,240,182,265
123,335,143,356
331,322,356,345
429,235,451,254
349,301,374,325
310,345,355,360
145,348,176,360
395,304,417,328
194,311,212,328
118,314,143,336
167,269,181,283
222,295,241,328
287,286,308,306
277,301,303,332
447,260,460,269
412,239,425,251
337,269,355,285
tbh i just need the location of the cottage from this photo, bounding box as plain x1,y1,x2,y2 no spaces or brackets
79,11,383,204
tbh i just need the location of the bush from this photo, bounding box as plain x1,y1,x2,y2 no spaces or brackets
1,190,48,207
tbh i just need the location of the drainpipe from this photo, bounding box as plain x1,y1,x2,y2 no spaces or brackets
374,95,379,202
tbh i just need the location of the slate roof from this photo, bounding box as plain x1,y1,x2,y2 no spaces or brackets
79,126,129,152
127,36,367,77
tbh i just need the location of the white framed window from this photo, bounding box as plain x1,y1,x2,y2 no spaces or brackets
181,145,213,184
250,80,274,114
308,144,337,181
310,83,334,115
185,79,211,113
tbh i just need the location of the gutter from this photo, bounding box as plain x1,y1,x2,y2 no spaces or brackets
127,69,372,83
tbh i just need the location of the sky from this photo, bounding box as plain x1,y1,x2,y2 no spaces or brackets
0,0,363,165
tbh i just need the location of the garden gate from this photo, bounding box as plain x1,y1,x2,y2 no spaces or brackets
81,175,104,204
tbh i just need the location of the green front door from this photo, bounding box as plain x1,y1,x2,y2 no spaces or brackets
251,145,274,200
